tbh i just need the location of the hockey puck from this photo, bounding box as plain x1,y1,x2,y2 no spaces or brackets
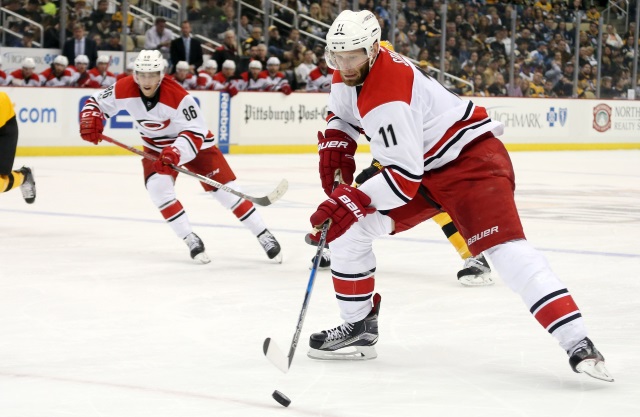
272,390,291,407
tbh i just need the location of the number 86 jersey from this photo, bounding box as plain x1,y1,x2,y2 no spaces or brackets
89,75,214,161
326,47,504,211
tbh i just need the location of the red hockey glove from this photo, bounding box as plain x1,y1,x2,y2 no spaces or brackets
309,185,376,244
318,129,357,196
79,108,104,145
153,146,181,175
280,84,292,95
227,85,239,97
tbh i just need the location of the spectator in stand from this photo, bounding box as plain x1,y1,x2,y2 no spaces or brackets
305,55,333,93
199,0,224,37
243,26,264,55
115,62,134,81
262,57,292,95
472,73,487,97
172,61,198,90
487,72,508,97
42,15,60,48
100,32,123,51
295,49,316,90
41,0,57,17
586,5,600,22
170,21,203,74
214,4,237,39
70,55,101,87
6,58,42,87
63,23,99,69
41,55,73,87
266,26,287,62
237,13,252,44
196,59,218,90
111,8,134,34
144,17,174,61
19,0,43,25
73,0,92,24
553,62,576,97
545,51,565,87
543,78,557,98
529,71,546,97
88,55,116,87
213,30,239,74
604,25,623,50
86,0,111,34
14,29,36,48
237,60,267,91
212,60,239,96
254,43,269,69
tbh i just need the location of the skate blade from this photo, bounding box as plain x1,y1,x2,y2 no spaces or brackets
307,345,377,361
576,359,614,382
459,273,494,287
194,252,211,264
271,253,283,264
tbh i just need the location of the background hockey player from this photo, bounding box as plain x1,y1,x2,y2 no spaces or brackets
6,58,42,87
196,60,218,90
0,91,36,203
171,60,197,90
306,10,612,383
79,50,282,264
236,60,268,92
41,55,73,87
70,55,101,88
305,55,333,93
88,55,116,87
262,57,292,95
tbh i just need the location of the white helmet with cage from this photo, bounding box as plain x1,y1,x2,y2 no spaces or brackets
53,55,69,67
325,10,381,70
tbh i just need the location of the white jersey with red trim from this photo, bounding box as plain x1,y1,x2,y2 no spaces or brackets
0,70,7,86
212,72,237,91
236,72,268,91
171,73,197,90
84,75,214,165
41,67,73,87
196,70,216,90
261,70,289,92
7,69,43,86
327,48,503,211
88,67,117,87
306,67,334,92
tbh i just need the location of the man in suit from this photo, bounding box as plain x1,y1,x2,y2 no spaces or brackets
63,23,98,68
169,21,203,74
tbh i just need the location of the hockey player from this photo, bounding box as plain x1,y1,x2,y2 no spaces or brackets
306,10,612,382
79,50,282,263
196,59,217,90
88,55,116,87
262,57,292,95
6,58,43,87
236,60,268,92
171,60,197,90
0,57,7,86
212,60,239,96
116,62,134,81
305,55,334,92
41,55,73,87
70,55,101,88
0,91,36,203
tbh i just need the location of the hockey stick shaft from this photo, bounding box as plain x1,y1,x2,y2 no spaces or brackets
263,170,341,373
99,134,288,206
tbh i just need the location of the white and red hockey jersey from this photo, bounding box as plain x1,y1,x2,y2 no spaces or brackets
171,73,197,90
261,70,290,92
0,70,7,86
6,69,43,86
88,67,116,87
40,67,73,87
196,70,217,90
212,72,237,91
85,76,214,164
306,67,334,92
328,48,503,211
71,70,101,88
236,71,268,91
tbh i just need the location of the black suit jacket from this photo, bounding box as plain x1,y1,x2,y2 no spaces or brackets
63,37,99,69
169,36,203,73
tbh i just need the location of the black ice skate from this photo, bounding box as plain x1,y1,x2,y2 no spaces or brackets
457,253,493,286
568,337,614,382
258,229,282,263
183,232,211,264
19,166,36,204
309,248,331,270
308,293,381,360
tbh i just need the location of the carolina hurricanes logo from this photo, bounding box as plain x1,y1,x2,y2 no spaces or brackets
138,119,171,130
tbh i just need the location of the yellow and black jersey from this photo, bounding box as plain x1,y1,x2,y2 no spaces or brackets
0,91,17,130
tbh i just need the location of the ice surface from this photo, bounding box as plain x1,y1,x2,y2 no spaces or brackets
1,150,639,416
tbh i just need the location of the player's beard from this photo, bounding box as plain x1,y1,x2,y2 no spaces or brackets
340,62,371,87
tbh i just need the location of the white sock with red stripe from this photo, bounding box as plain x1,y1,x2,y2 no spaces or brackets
486,239,587,350
329,212,393,323
209,181,267,236
147,174,193,239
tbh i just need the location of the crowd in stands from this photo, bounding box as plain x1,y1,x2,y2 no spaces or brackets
1,0,639,98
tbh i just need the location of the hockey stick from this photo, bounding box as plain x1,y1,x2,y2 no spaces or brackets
99,134,288,207
263,170,342,373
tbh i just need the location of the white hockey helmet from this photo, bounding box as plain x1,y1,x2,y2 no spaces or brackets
75,54,89,65
134,50,165,74
204,59,217,70
325,10,381,70
248,60,262,70
22,57,36,69
53,55,68,67
175,60,189,71
222,59,236,70
97,55,110,65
